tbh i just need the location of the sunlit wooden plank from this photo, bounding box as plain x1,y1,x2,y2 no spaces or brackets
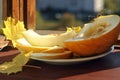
12,0,19,21
2,0,7,20
2,0,12,20
26,0,36,29
19,0,23,21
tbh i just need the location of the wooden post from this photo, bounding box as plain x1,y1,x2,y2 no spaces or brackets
12,0,19,21
24,0,36,29
27,0,36,29
2,0,12,20
19,0,24,21
2,0,36,29
2,0,7,20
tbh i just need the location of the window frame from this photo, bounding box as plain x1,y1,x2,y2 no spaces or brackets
2,0,36,29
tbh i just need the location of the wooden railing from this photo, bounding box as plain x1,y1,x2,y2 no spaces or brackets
2,0,36,29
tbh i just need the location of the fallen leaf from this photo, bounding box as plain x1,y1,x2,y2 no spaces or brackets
0,52,31,75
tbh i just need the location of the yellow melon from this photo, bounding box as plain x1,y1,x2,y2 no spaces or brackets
31,51,72,59
65,15,120,56
40,46,67,53
15,38,51,52
22,27,80,47
16,38,72,59
15,38,68,53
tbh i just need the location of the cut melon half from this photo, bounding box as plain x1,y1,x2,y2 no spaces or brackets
65,15,120,56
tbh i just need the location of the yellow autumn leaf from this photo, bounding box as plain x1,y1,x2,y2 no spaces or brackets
0,52,31,75
2,17,26,40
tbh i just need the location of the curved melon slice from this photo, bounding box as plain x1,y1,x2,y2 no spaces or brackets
22,29,77,47
15,38,68,53
15,38,51,52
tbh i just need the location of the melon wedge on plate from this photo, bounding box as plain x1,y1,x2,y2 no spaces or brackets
15,38,50,52
22,29,77,47
65,15,120,56
31,51,72,59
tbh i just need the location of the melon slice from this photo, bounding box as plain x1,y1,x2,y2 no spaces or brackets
31,51,72,59
15,38,51,52
16,38,72,59
22,28,78,47
65,15,120,56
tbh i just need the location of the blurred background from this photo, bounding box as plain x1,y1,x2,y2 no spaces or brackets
0,0,120,30
36,0,120,30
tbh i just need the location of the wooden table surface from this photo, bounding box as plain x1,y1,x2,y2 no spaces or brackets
0,31,120,80
0,46,120,80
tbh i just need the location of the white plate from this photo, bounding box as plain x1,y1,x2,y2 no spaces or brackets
30,46,114,65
